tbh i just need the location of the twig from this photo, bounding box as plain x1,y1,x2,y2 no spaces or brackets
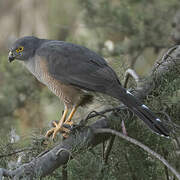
0,147,34,158
159,111,180,130
62,165,68,180
102,141,105,162
124,68,140,88
85,110,107,121
123,149,137,180
94,128,180,180
161,45,178,63
162,147,170,180
79,107,125,126
153,45,177,73
104,135,115,164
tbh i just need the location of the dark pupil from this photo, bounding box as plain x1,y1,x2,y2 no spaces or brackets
19,48,22,50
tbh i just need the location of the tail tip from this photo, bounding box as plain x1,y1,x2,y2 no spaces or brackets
159,133,170,139
156,118,162,122
126,90,133,95
141,104,149,109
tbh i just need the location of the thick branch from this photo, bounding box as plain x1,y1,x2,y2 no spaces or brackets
0,46,180,179
134,45,180,99
0,118,111,179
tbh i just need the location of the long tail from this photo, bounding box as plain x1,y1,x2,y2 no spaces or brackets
110,86,169,137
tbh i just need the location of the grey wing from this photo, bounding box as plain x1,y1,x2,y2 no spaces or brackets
36,41,121,93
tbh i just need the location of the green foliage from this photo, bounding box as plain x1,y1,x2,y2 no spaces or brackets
0,56,42,133
77,0,180,76
78,0,178,51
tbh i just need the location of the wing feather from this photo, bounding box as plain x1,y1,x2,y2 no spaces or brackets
36,41,120,93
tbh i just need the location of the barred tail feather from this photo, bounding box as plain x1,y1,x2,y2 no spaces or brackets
132,104,169,137
112,88,169,137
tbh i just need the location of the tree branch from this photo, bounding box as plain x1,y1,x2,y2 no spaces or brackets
95,128,180,180
134,45,180,100
0,147,35,158
123,68,140,88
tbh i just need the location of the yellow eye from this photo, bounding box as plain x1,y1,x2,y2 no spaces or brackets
16,46,24,53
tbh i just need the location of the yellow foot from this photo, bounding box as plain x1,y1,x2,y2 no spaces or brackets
64,120,73,127
62,121,74,139
45,121,70,140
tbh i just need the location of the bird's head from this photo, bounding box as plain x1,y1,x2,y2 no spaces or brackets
8,36,40,62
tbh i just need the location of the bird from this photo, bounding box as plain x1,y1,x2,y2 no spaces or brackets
8,36,169,139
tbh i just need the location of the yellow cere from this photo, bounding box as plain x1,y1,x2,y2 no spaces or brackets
16,46,24,53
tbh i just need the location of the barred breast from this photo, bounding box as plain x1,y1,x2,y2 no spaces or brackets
24,56,84,108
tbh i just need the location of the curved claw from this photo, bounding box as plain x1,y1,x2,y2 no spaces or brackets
45,106,76,140
62,132,69,139
45,124,70,140
52,127,61,139
45,128,56,138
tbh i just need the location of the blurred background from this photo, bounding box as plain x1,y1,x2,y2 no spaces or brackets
0,0,180,179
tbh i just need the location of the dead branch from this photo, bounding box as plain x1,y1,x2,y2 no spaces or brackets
123,68,140,88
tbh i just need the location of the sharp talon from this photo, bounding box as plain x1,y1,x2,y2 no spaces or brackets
62,133,69,139
52,131,58,140
45,116,73,139
50,120,58,127
45,126,66,139
45,128,55,138
52,121,58,127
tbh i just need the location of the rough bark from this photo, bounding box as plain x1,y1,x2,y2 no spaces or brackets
0,45,180,179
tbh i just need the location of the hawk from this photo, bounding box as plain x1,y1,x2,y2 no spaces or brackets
8,36,169,139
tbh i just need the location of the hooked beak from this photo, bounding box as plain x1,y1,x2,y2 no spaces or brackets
8,51,15,63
